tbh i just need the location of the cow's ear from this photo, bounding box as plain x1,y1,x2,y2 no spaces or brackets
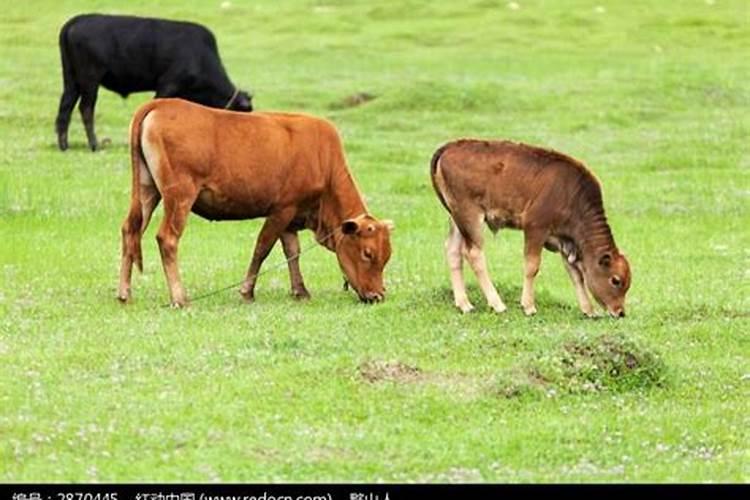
341,219,360,235
382,219,395,232
599,253,612,268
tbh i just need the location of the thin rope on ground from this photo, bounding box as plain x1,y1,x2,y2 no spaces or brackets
159,231,336,308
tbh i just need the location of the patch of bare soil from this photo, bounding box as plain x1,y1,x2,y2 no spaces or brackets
330,92,377,109
358,360,422,383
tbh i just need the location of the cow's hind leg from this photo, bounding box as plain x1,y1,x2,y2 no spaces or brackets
55,84,80,151
78,85,100,151
562,256,595,317
156,189,197,308
521,228,546,316
445,219,473,313
118,184,161,302
240,208,297,302
280,231,310,300
464,242,507,314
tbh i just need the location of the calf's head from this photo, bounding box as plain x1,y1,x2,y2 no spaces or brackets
335,215,393,303
584,251,631,318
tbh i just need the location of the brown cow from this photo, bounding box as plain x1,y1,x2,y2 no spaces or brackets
118,98,393,307
430,139,631,318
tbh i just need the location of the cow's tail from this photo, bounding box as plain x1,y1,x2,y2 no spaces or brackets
55,17,79,137
58,19,75,91
429,142,453,215
123,102,159,273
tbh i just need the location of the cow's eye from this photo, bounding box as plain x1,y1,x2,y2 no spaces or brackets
362,248,374,261
610,276,622,288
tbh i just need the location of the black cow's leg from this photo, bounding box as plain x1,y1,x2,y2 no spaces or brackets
78,86,100,151
280,231,310,300
240,208,298,302
55,84,80,151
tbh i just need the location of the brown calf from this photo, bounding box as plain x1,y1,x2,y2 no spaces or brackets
118,98,393,307
430,139,631,318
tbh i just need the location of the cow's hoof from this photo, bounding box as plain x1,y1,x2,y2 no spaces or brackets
522,304,537,316
170,301,187,309
117,293,130,304
292,288,311,300
456,300,475,314
239,289,255,303
489,301,507,314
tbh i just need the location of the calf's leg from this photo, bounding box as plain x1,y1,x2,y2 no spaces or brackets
464,242,507,314
55,84,80,151
280,231,310,299
562,257,595,317
521,229,545,316
240,208,297,302
445,220,473,313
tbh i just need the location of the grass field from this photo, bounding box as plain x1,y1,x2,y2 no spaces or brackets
1,0,749,483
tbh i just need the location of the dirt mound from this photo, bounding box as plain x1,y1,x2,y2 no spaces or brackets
498,333,667,398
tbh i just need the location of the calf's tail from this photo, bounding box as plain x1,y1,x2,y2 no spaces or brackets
429,142,453,215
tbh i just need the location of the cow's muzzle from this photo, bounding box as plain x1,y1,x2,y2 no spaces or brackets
359,291,384,304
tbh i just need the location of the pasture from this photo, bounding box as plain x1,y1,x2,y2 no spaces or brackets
1,0,748,482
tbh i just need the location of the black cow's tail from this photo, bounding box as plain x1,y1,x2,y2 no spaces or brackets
58,19,75,91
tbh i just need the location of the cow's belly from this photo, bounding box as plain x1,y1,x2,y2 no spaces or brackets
191,188,272,221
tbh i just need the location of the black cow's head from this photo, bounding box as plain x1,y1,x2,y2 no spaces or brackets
228,90,253,111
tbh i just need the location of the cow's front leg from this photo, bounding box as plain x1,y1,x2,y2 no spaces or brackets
78,86,100,151
280,230,310,300
240,208,297,302
156,192,195,308
521,229,545,316
562,256,595,317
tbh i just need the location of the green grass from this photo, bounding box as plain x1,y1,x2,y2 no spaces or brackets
1,0,749,483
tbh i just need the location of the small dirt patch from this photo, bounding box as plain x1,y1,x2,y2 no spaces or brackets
358,360,422,383
330,92,377,110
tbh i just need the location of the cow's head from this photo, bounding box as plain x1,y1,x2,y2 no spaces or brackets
583,250,631,318
335,215,393,303
229,89,253,111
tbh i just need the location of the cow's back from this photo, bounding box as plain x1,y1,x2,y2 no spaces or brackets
433,139,601,229
62,14,219,95
139,100,336,219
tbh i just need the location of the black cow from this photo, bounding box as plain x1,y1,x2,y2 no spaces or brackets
55,14,253,151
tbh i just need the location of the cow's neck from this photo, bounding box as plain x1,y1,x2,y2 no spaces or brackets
565,186,618,264
314,162,368,251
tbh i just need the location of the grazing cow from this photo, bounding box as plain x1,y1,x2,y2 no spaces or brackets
430,139,631,318
55,14,253,152
118,99,393,307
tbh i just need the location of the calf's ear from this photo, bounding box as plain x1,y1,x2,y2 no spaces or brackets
382,219,395,232
341,219,360,235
